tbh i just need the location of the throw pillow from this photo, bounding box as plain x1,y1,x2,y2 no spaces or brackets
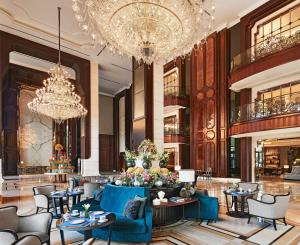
134,195,147,218
123,200,141,219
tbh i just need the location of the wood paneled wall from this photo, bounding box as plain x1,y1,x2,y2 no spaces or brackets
240,137,252,182
132,60,153,149
99,134,114,172
190,30,230,177
0,31,91,175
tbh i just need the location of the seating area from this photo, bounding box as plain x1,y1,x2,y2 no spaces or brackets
1,0,300,244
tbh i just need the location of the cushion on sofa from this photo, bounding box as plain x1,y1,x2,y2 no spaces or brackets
123,200,141,219
134,195,147,218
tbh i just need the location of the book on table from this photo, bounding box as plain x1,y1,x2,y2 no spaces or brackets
169,197,185,203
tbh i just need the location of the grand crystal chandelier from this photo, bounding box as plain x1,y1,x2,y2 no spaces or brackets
72,0,215,64
28,7,88,124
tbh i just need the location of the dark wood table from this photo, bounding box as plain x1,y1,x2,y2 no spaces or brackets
50,190,83,218
224,190,255,218
153,198,199,227
56,213,115,245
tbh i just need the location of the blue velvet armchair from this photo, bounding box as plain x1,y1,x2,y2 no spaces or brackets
184,190,219,224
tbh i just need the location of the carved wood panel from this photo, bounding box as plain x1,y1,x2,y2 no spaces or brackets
190,34,218,174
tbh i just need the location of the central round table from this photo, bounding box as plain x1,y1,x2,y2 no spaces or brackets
50,190,83,218
224,190,255,218
56,213,116,245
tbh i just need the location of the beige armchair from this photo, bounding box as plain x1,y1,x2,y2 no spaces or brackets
83,182,101,199
12,235,42,245
33,185,69,213
0,206,52,245
247,193,290,230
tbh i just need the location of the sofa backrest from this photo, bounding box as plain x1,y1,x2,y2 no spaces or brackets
0,206,19,231
238,182,259,192
100,184,150,213
291,166,300,174
33,185,56,196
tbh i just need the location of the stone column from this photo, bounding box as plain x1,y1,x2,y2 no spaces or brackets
81,61,100,176
153,63,164,154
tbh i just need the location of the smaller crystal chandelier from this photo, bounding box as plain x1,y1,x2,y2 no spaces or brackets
28,7,88,124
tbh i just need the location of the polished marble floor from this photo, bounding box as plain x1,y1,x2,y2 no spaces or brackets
0,176,300,244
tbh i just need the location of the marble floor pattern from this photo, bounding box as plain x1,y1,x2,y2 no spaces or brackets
1,176,300,244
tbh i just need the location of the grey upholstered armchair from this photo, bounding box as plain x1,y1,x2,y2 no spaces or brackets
12,235,42,245
247,193,290,230
33,185,69,213
0,206,52,245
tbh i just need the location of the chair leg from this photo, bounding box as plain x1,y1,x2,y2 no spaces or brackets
247,216,251,224
283,217,287,226
273,219,277,230
46,240,50,245
36,207,40,214
206,220,210,225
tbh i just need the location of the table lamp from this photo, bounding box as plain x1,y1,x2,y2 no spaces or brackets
179,169,195,198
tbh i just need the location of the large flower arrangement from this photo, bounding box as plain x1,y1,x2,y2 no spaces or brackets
138,139,157,169
115,166,178,188
49,144,73,173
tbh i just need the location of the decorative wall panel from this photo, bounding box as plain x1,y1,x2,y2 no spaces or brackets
19,89,53,166
190,30,229,177
190,34,218,174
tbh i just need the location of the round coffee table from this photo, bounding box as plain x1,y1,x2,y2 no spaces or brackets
224,190,255,218
50,190,83,218
56,213,116,245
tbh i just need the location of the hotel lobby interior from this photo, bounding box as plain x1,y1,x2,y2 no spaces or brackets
0,0,300,244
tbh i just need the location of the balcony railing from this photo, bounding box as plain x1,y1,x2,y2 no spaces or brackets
164,123,188,136
164,85,185,97
231,92,300,124
231,25,300,72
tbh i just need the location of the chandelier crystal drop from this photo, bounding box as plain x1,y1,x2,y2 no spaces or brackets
72,0,215,64
28,7,88,124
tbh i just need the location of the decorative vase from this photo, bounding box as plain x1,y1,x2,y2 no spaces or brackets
142,160,152,169
159,160,168,168
155,180,163,187
126,160,136,168
179,188,190,198
115,179,122,186
84,210,89,218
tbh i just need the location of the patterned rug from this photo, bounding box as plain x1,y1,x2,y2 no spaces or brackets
50,215,300,245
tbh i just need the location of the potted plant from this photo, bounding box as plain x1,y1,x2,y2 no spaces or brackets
158,152,169,168
124,149,137,168
137,139,157,169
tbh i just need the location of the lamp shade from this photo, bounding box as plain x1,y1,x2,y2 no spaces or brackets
179,169,195,183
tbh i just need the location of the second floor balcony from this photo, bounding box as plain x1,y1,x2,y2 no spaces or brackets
231,92,300,124
164,85,187,108
164,122,189,143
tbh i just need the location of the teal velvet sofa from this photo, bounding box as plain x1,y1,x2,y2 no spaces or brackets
72,184,152,244
184,189,219,224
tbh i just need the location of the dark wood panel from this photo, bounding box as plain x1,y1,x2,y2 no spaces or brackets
240,137,252,182
217,29,230,177
229,113,300,136
190,34,218,175
99,134,114,172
